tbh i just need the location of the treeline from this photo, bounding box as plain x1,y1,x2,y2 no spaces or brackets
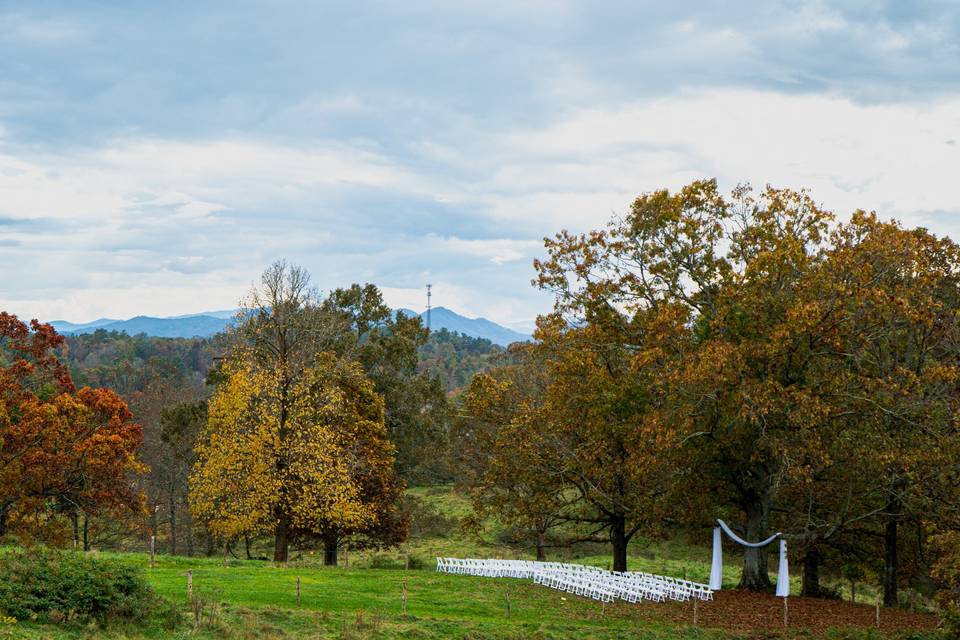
455,181,960,613
2,273,503,559
65,331,219,395
417,329,506,391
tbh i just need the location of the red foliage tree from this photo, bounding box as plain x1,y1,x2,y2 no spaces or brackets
0,312,145,541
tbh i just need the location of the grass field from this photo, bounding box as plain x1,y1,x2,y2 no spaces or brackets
1,487,942,639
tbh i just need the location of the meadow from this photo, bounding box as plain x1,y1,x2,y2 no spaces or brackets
2,487,941,640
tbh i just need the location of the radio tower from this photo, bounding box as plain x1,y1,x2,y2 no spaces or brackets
426,284,432,330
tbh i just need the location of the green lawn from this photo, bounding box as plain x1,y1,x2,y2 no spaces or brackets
5,550,730,639
0,486,929,638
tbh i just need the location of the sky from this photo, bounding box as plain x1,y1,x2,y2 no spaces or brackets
1,1,959,330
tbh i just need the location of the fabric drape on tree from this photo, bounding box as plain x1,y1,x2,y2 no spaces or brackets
718,518,781,547
776,538,789,597
709,519,790,597
710,526,723,590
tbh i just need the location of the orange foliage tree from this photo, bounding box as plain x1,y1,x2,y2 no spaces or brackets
0,312,145,542
531,180,960,595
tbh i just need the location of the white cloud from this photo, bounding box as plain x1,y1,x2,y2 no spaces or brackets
494,89,960,228
0,138,424,223
4,92,960,329
429,235,541,265
0,13,85,45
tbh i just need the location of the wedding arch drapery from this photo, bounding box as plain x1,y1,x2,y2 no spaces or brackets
709,519,789,597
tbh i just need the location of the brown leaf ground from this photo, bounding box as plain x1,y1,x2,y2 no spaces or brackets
628,589,938,634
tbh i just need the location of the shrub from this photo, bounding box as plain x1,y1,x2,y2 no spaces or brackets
930,530,960,638
0,547,159,625
403,495,458,539
367,553,425,570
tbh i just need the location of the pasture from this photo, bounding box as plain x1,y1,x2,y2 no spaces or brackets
2,487,941,639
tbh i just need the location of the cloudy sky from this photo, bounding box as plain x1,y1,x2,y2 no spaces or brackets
1,1,959,329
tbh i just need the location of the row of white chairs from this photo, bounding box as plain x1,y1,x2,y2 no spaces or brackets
435,557,713,604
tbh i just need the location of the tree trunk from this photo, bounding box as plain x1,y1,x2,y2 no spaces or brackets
82,514,90,551
71,511,80,549
323,535,338,566
244,535,252,560
186,511,194,557
883,500,899,607
169,494,177,555
0,503,9,537
205,530,215,556
801,546,822,598
611,515,628,572
738,493,773,591
273,512,291,563
536,528,547,562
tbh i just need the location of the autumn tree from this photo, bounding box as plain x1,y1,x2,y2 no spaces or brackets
304,352,407,566
190,350,399,561
189,262,405,562
535,181,846,588
463,309,683,571
0,312,145,542
817,213,960,604
534,179,960,596
458,344,565,561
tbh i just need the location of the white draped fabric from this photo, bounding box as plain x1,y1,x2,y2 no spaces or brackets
776,538,789,597
709,526,723,590
718,519,781,547
709,519,790,597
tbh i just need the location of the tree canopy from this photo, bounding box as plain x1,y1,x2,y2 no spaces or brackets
0,313,145,542
460,180,960,598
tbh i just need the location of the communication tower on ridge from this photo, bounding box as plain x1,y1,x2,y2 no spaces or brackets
426,284,432,330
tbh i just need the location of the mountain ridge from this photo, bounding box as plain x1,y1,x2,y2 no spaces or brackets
50,307,531,346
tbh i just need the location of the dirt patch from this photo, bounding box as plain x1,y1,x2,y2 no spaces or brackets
628,589,938,634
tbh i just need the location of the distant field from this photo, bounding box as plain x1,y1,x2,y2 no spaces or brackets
3,486,940,639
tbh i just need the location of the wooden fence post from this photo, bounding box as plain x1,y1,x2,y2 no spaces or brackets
296,576,301,607
783,597,788,627
693,598,698,625
187,570,193,600
402,581,407,614
150,535,156,568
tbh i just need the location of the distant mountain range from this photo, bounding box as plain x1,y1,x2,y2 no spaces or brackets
50,306,531,346
50,312,238,339
398,307,531,346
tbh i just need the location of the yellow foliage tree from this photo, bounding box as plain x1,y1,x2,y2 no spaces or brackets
190,261,400,562
191,354,388,560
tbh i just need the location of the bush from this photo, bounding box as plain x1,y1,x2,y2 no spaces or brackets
367,553,425,570
931,530,960,638
403,495,458,539
0,547,160,625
